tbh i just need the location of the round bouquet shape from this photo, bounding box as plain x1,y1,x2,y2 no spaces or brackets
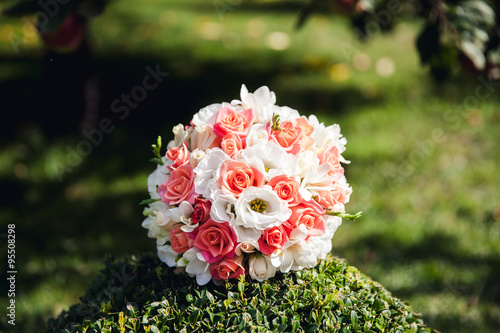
141,84,361,285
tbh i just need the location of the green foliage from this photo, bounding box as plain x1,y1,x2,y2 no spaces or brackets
47,254,434,333
300,0,500,80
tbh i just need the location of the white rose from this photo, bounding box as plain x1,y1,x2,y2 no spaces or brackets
190,125,219,151
189,149,206,168
168,123,191,149
248,254,276,282
235,239,259,256
245,124,269,147
234,186,291,231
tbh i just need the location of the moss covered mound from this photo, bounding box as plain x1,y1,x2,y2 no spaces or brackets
47,254,434,332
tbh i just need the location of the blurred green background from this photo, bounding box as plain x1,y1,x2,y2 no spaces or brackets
1,0,499,332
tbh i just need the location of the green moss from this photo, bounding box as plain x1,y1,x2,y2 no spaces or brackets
47,254,434,333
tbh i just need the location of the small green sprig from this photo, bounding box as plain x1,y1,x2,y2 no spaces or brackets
326,211,363,221
271,113,281,131
150,136,164,165
139,198,161,206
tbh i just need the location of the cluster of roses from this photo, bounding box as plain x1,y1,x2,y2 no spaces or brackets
142,85,353,285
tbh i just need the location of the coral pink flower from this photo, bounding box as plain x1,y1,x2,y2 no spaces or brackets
166,142,190,170
258,225,289,255
169,227,193,253
158,164,196,205
315,187,348,210
269,120,302,155
219,160,264,197
295,117,316,151
317,145,344,179
220,132,244,158
209,255,245,280
194,219,237,263
212,106,255,140
267,175,302,207
283,199,326,238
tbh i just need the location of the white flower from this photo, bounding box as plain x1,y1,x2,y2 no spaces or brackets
311,122,348,162
181,248,212,285
301,162,337,198
189,149,206,168
271,224,318,272
245,124,269,147
241,141,299,180
147,159,169,199
308,216,341,260
157,244,179,267
296,150,318,178
168,124,191,149
210,190,237,224
193,148,229,198
232,225,262,245
235,239,259,256
165,201,197,233
192,103,222,126
142,201,170,245
272,105,301,122
234,186,291,231
232,84,276,124
248,254,276,282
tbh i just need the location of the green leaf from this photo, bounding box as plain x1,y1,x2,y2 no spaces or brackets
139,198,161,205
326,211,363,221
305,323,319,333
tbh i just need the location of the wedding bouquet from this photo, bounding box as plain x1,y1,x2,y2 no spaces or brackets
141,84,360,285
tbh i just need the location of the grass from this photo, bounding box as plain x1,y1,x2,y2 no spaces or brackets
0,0,499,332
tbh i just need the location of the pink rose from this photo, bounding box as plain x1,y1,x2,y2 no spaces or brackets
210,255,245,280
317,145,344,179
220,132,243,158
194,219,237,263
219,160,264,197
166,142,190,170
258,225,289,255
283,199,325,238
158,164,196,205
269,120,302,155
267,175,302,207
192,197,212,224
212,106,255,140
169,227,194,253
295,117,315,151
315,187,348,210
